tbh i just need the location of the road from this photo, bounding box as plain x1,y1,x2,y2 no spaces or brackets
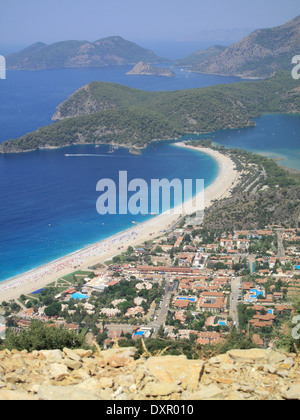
149,280,173,334
276,229,285,258
165,215,186,234
230,276,241,330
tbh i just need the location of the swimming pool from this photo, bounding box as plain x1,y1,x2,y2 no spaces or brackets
69,292,89,301
133,331,145,337
178,297,197,302
250,289,264,298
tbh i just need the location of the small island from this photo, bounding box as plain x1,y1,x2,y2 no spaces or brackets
126,61,175,78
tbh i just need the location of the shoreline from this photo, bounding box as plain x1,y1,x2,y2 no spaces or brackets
245,148,300,174
0,144,239,303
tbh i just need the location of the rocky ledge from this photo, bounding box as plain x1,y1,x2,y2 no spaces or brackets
0,347,299,400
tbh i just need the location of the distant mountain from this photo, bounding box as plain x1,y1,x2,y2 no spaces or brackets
193,16,300,78
126,62,175,77
6,36,167,70
174,45,226,68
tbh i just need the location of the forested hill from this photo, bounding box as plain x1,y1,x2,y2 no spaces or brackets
6,36,166,70
0,71,299,154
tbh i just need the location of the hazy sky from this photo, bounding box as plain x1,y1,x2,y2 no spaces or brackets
0,0,299,46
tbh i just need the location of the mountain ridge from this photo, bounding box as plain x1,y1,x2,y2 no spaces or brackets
6,36,167,70
192,15,300,78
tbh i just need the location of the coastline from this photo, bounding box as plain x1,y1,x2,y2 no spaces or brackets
248,148,300,174
0,144,239,303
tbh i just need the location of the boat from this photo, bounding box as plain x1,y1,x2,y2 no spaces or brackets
107,145,118,154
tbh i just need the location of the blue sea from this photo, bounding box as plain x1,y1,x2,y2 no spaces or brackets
0,66,299,283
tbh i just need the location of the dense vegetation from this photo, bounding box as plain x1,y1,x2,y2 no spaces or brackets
3,320,86,352
0,108,182,152
1,71,299,154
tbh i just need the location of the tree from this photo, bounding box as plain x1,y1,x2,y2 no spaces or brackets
127,246,134,254
118,301,133,315
11,302,21,312
158,325,165,338
4,320,87,351
44,302,62,317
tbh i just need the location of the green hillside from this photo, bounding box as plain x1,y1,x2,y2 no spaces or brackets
1,71,299,154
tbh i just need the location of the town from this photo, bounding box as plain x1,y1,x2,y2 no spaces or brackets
1,220,299,354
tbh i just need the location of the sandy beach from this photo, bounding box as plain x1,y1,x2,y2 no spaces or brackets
0,144,239,303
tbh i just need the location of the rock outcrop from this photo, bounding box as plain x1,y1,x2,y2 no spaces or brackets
0,347,299,400
126,62,175,77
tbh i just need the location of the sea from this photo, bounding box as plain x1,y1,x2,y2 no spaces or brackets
0,63,299,282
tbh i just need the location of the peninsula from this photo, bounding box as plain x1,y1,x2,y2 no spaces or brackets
0,71,299,154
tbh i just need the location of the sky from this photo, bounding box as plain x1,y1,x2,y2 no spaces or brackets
0,0,299,48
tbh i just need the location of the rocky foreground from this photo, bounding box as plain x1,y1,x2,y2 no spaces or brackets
0,347,299,400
